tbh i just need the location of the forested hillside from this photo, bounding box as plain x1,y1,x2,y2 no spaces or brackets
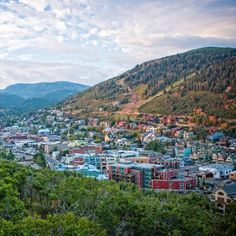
140,56,236,118
0,160,235,236
65,47,236,118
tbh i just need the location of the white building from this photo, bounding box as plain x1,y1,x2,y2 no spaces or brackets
199,164,234,179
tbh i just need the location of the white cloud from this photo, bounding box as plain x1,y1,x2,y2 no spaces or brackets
53,8,71,19
90,40,98,46
0,59,116,89
0,0,235,88
19,0,48,12
56,21,67,34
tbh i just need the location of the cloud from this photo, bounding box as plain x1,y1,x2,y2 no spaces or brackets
0,0,235,88
0,59,123,89
19,0,48,12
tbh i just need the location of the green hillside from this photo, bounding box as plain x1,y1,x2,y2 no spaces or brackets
65,47,236,118
0,159,235,236
140,56,236,118
0,93,25,108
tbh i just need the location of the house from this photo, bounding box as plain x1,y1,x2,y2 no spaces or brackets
229,139,236,150
218,137,229,147
143,114,155,121
229,171,236,181
148,127,157,134
37,129,50,136
208,132,224,142
212,183,236,213
87,118,100,127
115,138,130,147
157,136,173,144
104,134,113,143
212,151,229,163
226,154,236,165
142,133,157,143
183,131,195,141
190,152,201,161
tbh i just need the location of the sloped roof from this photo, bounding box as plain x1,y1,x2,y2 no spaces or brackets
223,183,236,197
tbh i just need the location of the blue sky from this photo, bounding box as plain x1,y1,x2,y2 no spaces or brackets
0,0,236,88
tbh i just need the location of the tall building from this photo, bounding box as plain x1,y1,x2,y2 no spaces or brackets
109,162,196,190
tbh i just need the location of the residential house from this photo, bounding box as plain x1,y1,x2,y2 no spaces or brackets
212,183,236,213
37,129,50,136
212,151,229,163
229,139,236,151
226,154,236,165
142,132,157,143
208,132,224,142
229,171,236,181
104,134,114,143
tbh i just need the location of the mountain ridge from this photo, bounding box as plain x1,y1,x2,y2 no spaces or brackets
64,47,236,119
0,81,89,113
3,81,89,99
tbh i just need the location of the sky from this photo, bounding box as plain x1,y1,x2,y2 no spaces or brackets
0,0,236,89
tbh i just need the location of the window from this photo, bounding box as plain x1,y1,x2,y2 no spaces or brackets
217,197,225,203
227,199,231,204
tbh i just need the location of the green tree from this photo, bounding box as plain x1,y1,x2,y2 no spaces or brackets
145,140,166,154
33,151,46,167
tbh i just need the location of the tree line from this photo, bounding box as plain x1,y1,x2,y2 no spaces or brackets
0,159,235,235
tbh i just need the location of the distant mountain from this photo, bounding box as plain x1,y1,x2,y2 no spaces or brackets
0,81,89,112
4,81,89,99
64,47,236,119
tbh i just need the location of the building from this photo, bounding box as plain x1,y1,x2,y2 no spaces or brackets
70,145,102,154
199,164,234,179
44,142,68,154
212,152,228,163
151,176,196,190
84,155,101,170
37,129,50,136
69,157,84,165
226,154,236,165
100,156,117,172
122,156,150,164
208,132,224,142
229,171,236,181
109,162,196,190
212,183,236,213
56,163,108,180
151,158,180,169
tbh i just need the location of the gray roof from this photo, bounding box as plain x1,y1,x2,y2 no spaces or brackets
223,183,236,196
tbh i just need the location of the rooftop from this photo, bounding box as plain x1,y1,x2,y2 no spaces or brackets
110,162,164,169
223,183,236,196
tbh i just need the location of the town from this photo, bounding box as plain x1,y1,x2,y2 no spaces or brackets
1,107,236,214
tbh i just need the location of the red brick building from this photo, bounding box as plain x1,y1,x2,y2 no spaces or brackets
109,162,196,190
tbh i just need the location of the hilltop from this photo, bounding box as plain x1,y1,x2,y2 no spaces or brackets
64,47,236,119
